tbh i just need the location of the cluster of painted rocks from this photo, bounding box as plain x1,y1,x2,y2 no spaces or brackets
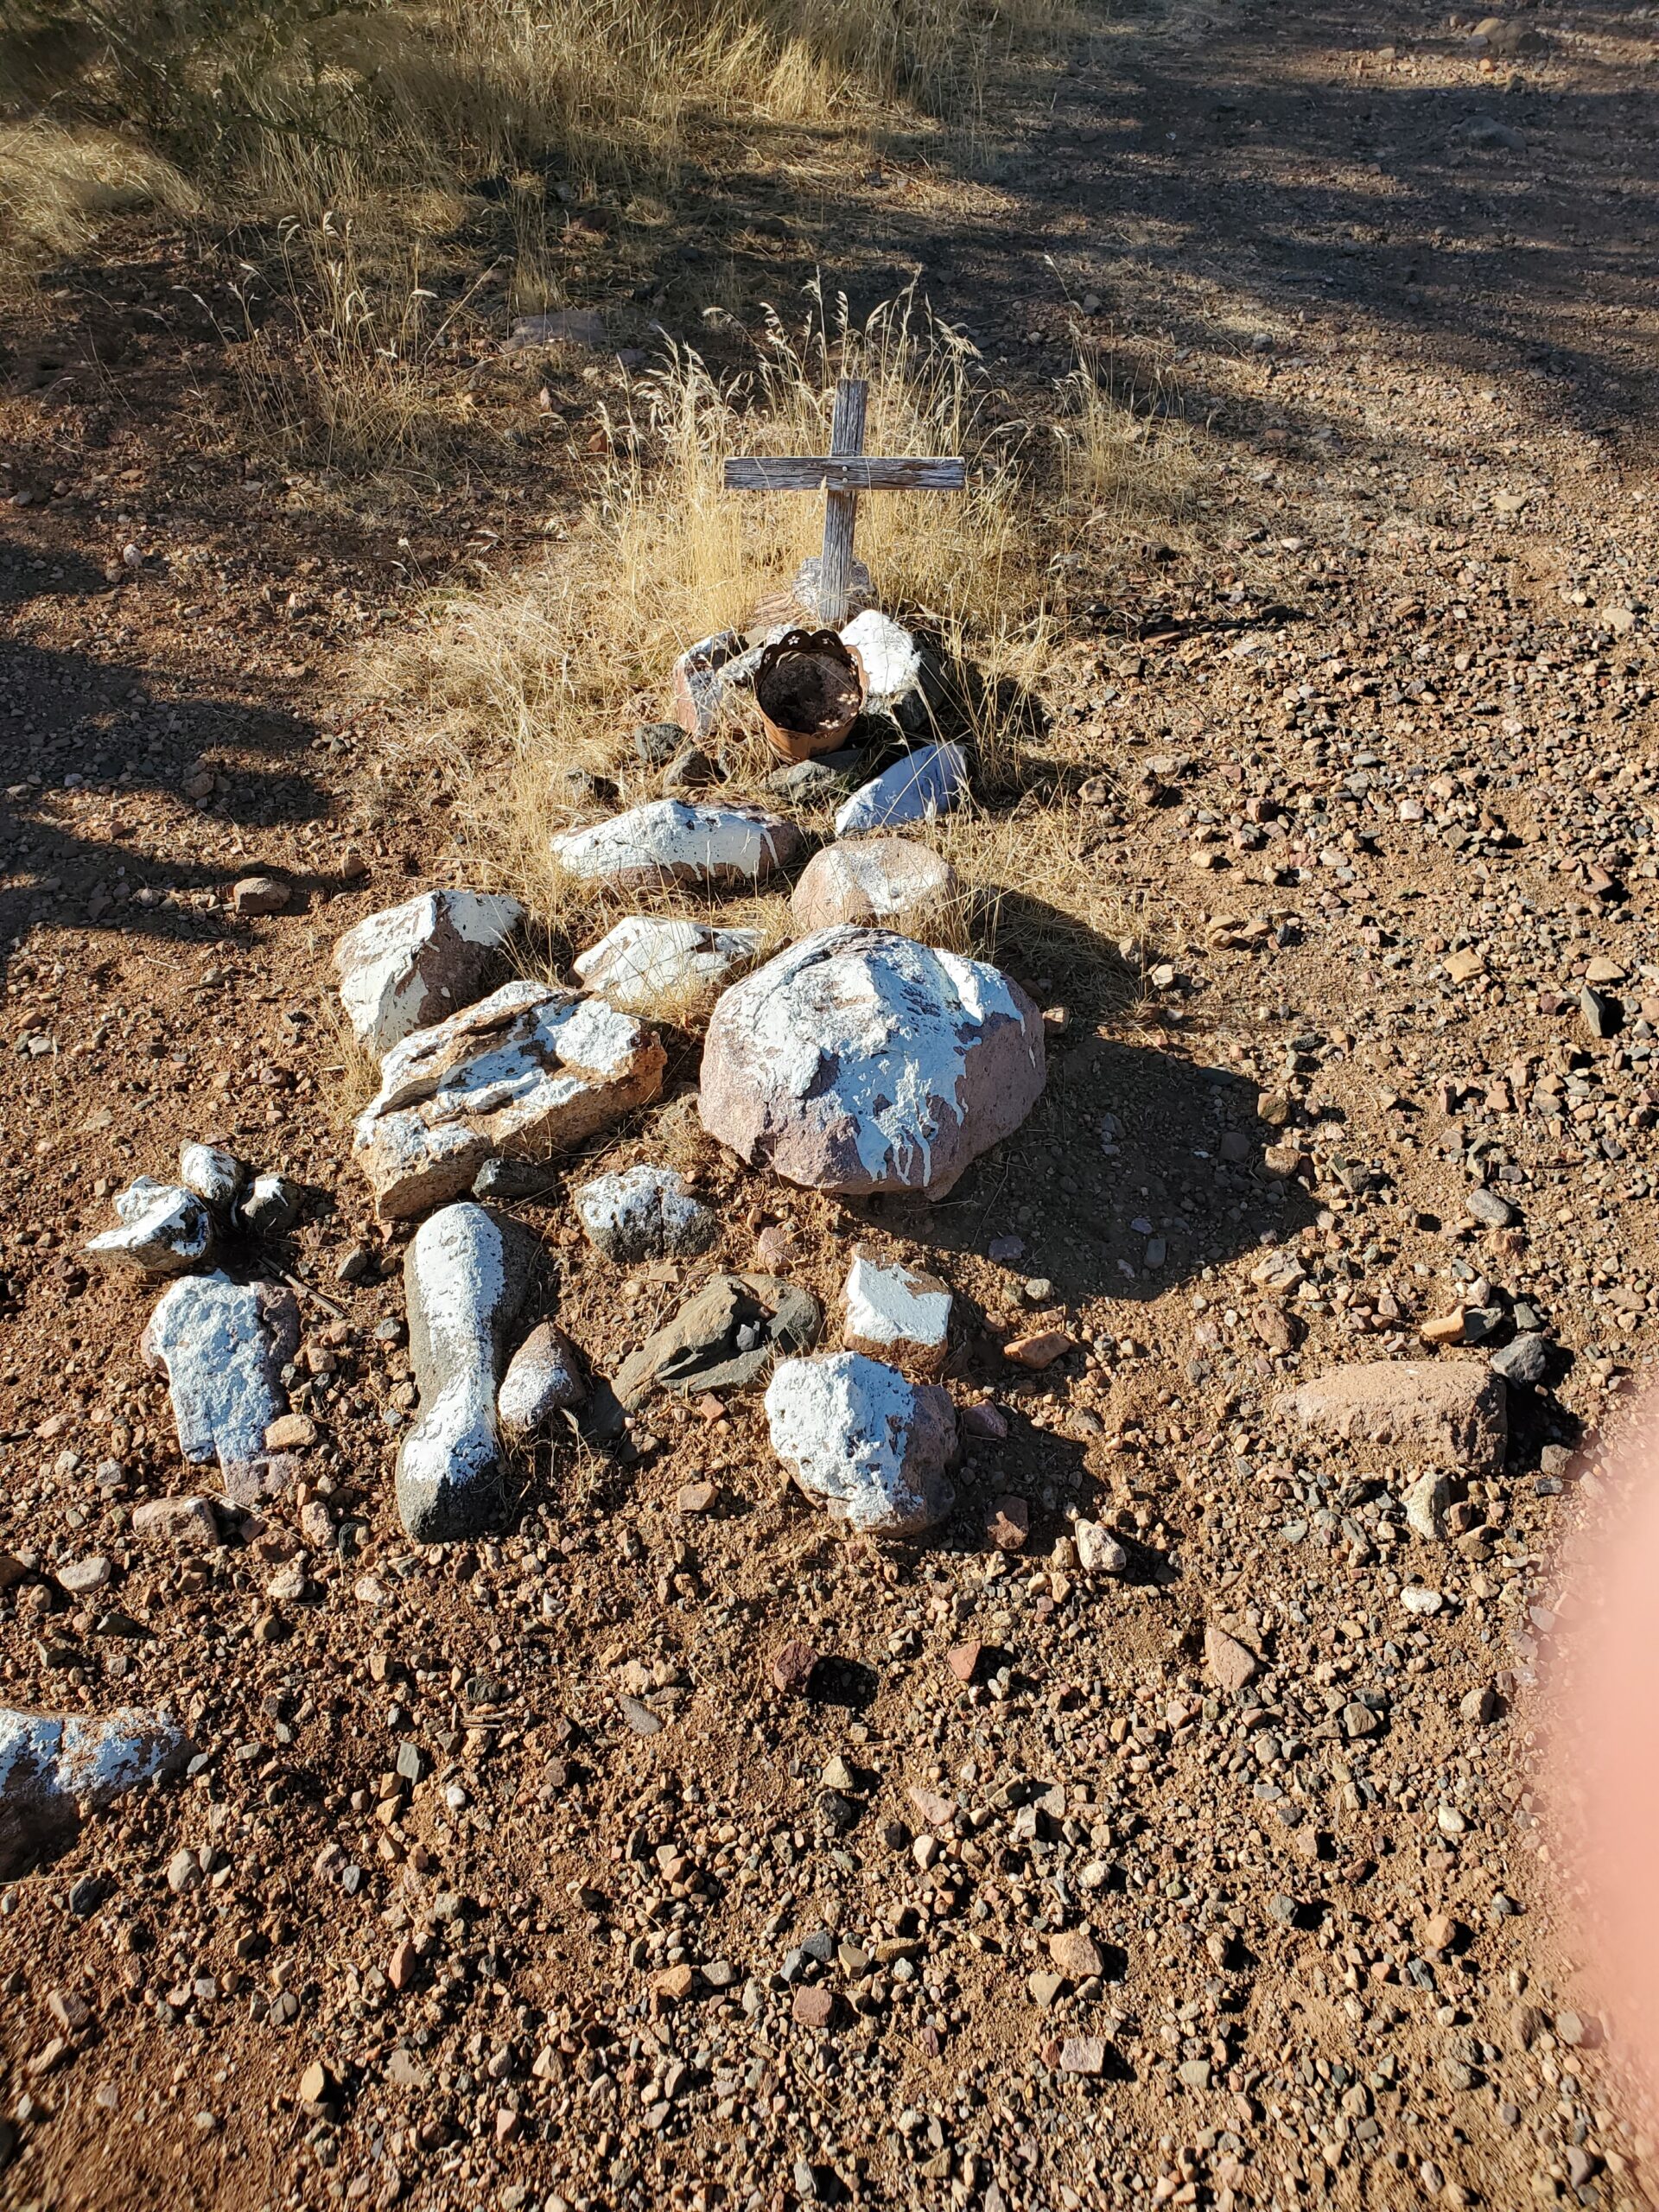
84,1141,302,1277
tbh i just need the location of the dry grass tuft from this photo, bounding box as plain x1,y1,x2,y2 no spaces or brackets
0,118,196,280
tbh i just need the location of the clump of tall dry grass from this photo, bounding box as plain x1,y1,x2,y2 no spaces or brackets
0,118,196,282
1,0,1077,276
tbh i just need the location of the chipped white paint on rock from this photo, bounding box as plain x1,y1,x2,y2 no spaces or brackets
0,1706,188,1873
840,610,921,711
842,1253,951,1376
573,916,763,1017
789,836,958,936
353,979,666,1219
85,1178,214,1276
498,1322,586,1440
574,1164,716,1263
550,800,802,893
397,1203,535,1541
834,741,968,837
700,926,1046,1199
334,890,524,1058
141,1272,300,1480
765,1351,956,1536
178,1142,246,1213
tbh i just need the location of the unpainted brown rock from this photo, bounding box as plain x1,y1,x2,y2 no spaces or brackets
1283,1358,1508,1471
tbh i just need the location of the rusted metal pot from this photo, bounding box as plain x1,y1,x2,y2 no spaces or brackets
753,628,867,764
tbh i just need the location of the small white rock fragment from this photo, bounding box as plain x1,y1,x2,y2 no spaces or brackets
85,1178,214,1277
839,609,922,711
334,890,524,1059
1073,1520,1130,1574
1404,1470,1451,1541
841,1253,952,1376
573,1164,716,1263
572,916,762,1018
498,1322,587,1440
764,1351,957,1536
177,1143,246,1214
551,800,801,893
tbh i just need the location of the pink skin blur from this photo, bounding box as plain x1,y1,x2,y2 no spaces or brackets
1572,1418,1659,2092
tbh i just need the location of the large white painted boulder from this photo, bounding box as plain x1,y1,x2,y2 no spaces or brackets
551,799,802,893
699,927,1045,1199
789,836,958,936
572,916,762,1018
352,980,666,1219
334,890,524,1059
764,1351,957,1535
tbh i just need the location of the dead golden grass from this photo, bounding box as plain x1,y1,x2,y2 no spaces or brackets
0,119,196,283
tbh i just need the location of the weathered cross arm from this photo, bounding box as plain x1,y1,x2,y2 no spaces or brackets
721,456,968,493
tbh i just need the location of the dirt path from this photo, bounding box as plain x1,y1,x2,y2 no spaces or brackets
1,1,1657,2209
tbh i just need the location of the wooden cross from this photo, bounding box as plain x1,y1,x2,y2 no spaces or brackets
722,376,967,626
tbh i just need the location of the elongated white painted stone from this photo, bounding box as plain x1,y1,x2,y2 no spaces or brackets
141,1272,300,1482
573,917,762,1018
551,800,801,893
397,1203,535,1541
85,1177,214,1277
834,741,968,837
764,1351,956,1536
334,890,524,1058
842,1253,952,1376
353,979,666,1219
700,926,1046,1198
0,1705,188,1875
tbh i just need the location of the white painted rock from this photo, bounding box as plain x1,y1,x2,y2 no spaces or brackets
764,1352,956,1536
141,1272,300,1484
835,741,968,837
178,1142,246,1214
699,927,1046,1199
85,1177,214,1277
574,1164,716,1263
397,1203,536,1541
790,836,958,936
573,916,762,1018
353,979,666,1220
0,1705,188,1875
1073,1519,1130,1574
842,1253,951,1376
840,609,922,711
498,1321,587,1440
334,889,524,1059
550,799,802,893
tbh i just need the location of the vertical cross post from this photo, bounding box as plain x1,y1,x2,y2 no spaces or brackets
817,377,868,628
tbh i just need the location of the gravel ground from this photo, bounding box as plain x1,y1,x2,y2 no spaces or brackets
0,0,1656,2207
